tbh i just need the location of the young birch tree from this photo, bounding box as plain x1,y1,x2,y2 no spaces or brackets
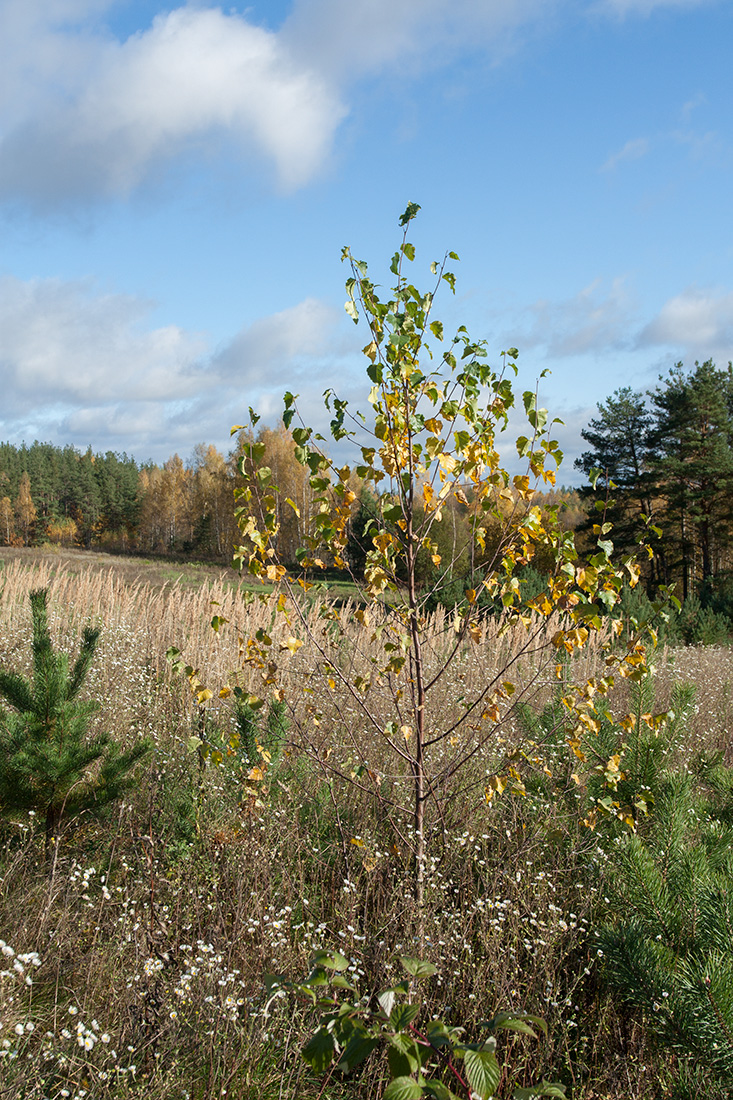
221,205,651,907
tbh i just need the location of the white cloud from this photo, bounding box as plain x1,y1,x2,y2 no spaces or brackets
515,278,635,357
0,275,346,460
214,298,341,385
596,0,718,16
0,6,345,206
0,275,208,411
639,287,733,356
600,137,649,172
281,0,550,82
2,0,710,209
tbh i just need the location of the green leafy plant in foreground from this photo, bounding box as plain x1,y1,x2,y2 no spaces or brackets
265,953,566,1099
0,588,152,854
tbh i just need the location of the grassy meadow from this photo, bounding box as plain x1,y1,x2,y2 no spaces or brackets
1,549,733,1099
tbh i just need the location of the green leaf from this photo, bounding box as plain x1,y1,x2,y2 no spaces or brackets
429,320,444,341
390,1003,420,1030
463,1048,501,1099
312,950,350,972
388,1034,422,1076
338,1030,379,1074
345,299,359,322
398,202,421,227
424,1082,462,1100
486,1012,547,1039
513,1082,567,1099
331,974,355,990
388,1043,415,1080
383,1076,424,1100
383,504,404,523
302,1028,335,1074
400,957,437,978
402,242,416,261
425,1021,455,1049
303,967,330,987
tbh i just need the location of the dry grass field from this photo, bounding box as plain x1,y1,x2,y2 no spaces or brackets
1,550,732,1099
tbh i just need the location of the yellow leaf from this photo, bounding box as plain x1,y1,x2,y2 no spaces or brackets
350,837,366,847
401,725,413,741
280,636,304,654
196,688,213,704
247,766,264,781
219,686,232,699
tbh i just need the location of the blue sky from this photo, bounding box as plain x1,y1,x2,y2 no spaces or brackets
0,0,731,480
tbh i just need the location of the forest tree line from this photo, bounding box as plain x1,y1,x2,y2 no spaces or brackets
10,355,733,606
0,429,583,581
0,430,354,562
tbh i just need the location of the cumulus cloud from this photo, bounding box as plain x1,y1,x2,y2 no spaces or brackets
0,6,345,206
0,276,344,460
639,287,733,357
514,278,635,357
1,0,712,209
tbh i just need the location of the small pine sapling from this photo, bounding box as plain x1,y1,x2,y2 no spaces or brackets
0,589,152,855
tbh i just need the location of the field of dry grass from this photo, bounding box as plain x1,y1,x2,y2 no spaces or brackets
1,551,732,1099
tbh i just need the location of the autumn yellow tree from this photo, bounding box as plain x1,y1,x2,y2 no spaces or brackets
220,206,653,905
15,472,36,546
191,443,236,558
0,497,16,545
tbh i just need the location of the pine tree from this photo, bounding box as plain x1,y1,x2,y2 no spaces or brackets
0,590,152,854
597,700,733,1098
648,360,733,599
575,387,659,585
